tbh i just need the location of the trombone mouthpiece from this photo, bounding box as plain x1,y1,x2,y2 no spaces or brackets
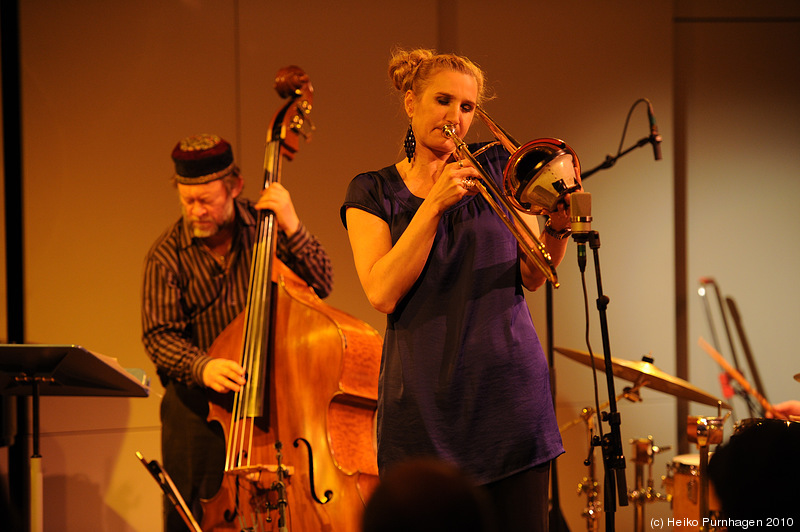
442,124,456,137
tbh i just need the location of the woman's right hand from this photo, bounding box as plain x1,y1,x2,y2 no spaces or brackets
345,159,481,314
427,160,479,213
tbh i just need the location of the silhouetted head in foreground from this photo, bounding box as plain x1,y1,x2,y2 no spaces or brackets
708,418,800,528
362,458,496,532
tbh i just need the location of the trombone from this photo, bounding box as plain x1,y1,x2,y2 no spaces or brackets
443,106,582,288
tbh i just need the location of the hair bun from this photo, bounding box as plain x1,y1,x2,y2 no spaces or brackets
388,48,435,92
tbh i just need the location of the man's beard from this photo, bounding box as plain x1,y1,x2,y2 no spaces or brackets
184,199,235,239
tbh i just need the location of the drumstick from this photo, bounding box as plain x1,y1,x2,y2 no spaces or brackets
698,337,780,418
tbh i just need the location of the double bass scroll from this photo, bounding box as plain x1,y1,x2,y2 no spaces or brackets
201,66,382,532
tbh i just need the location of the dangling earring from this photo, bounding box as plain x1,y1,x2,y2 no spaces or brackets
404,123,416,162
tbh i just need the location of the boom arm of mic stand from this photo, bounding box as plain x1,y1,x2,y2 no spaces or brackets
581,135,654,180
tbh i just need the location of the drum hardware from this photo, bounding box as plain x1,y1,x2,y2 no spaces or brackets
561,385,644,532
574,402,602,532
576,460,601,532
628,436,671,532
683,412,728,532
555,347,734,531
559,386,642,434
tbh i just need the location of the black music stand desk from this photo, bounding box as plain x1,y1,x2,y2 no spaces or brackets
0,344,150,532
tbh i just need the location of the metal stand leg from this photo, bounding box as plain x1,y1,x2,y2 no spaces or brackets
30,379,43,532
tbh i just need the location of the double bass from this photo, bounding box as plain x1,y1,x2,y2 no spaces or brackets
200,66,382,531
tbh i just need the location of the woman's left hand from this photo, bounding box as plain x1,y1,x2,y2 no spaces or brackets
547,198,571,233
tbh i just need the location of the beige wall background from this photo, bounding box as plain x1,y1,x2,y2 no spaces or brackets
2,1,799,531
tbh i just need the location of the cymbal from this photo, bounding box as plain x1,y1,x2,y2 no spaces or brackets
555,347,731,410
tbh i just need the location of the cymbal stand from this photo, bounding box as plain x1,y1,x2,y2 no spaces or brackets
628,436,671,532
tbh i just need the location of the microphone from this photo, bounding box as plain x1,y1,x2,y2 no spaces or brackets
570,191,592,272
647,101,663,161
570,191,592,235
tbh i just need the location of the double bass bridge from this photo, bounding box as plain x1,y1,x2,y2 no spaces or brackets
226,463,295,483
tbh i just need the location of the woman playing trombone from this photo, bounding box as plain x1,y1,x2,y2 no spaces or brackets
341,48,576,532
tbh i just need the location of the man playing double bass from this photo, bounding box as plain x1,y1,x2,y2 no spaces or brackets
141,133,333,532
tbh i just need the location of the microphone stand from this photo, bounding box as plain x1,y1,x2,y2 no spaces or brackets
569,96,661,531
580,133,659,180
573,231,628,532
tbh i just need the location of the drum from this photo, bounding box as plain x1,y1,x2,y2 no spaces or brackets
686,415,725,445
734,417,796,435
663,454,720,530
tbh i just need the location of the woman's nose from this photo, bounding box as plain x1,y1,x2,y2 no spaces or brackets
445,104,460,123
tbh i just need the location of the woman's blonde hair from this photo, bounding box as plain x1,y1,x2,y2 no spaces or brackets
388,48,487,105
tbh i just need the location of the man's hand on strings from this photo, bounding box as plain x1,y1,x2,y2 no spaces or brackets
203,358,247,393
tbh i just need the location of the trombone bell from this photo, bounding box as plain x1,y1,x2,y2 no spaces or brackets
505,138,581,215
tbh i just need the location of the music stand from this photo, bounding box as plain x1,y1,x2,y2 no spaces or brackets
0,344,150,532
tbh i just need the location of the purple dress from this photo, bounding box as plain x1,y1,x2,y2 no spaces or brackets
341,145,563,485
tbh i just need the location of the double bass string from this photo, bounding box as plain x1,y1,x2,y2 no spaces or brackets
226,140,283,473
227,250,256,471
235,218,269,471
230,229,266,471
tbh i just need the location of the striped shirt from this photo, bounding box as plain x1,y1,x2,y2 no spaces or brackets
141,197,333,387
